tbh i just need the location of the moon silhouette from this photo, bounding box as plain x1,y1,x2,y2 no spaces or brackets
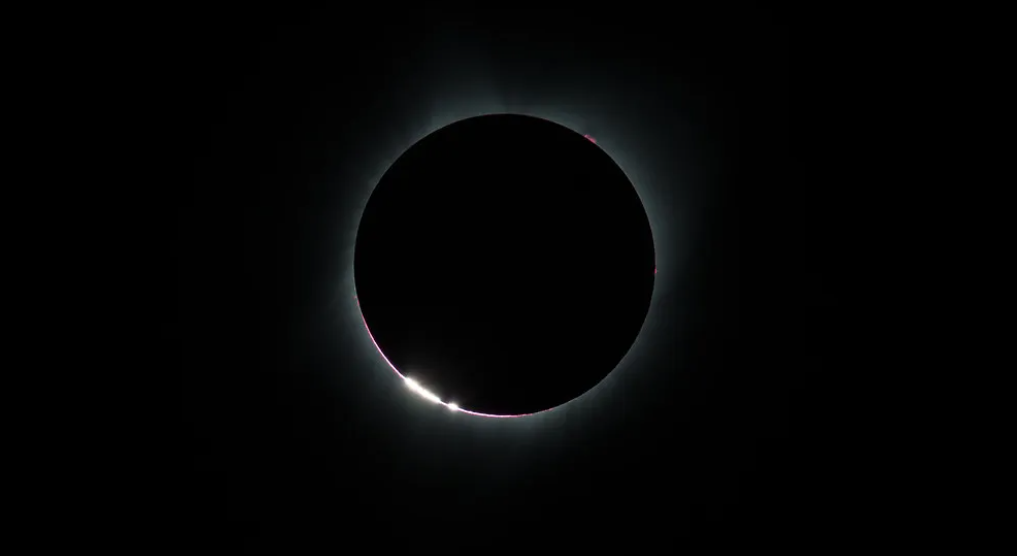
354,114,655,416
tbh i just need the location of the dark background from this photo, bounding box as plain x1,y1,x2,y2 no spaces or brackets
171,6,827,551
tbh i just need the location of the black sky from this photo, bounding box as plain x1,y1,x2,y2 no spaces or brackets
172,6,822,551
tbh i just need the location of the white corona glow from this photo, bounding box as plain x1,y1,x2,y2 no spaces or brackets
345,48,701,418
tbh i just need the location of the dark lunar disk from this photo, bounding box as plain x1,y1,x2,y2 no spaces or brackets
354,114,655,415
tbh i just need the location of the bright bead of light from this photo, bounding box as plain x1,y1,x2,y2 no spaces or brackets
405,377,441,404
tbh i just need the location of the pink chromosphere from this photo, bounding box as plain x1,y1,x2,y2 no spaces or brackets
584,134,596,143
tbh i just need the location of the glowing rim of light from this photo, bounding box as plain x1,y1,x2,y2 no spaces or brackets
350,117,647,419
351,114,660,419
347,99,689,419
